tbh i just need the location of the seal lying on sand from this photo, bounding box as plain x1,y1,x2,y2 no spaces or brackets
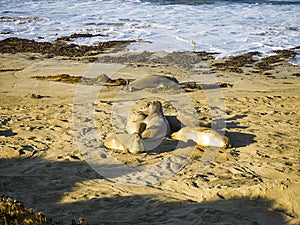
171,127,231,149
127,75,179,91
125,74,232,92
103,132,145,154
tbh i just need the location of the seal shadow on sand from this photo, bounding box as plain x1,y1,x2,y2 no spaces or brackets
0,129,17,137
0,157,290,225
225,114,257,148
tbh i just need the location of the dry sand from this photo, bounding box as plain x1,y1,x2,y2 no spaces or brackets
0,49,299,225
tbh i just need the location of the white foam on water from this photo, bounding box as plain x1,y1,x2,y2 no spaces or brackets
0,0,299,57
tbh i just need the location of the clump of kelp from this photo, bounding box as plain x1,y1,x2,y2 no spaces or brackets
0,195,47,225
0,195,90,225
212,49,298,73
98,51,218,69
32,73,132,86
212,51,261,73
55,33,106,42
33,74,83,84
0,36,135,57
254,49,297,71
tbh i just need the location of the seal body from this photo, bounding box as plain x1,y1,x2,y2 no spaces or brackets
142,101,171,139
171,127,230,149
128,133,146,154
126,110,147,135
128,75,179,91
103,133,128,152
138,101,171,151
103,133,145,154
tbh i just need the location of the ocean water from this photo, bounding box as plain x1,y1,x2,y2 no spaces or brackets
0,0,299,57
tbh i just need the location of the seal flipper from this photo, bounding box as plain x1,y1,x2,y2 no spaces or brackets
141,128,152,139
128,132,145,154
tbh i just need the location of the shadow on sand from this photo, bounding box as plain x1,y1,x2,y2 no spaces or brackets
0,129,18,137
0,157,291,225
225,114,257,148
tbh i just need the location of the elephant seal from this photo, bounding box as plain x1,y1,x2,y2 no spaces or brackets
142,101,171,139
127,75,179,91
142,101,171,141
126,110,147,135
103,132,145,154
171,127,230,149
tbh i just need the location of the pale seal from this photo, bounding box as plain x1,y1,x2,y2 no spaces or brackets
142,101,171,139
126,109,147,135
127,75,179,91
171,127,231,149
136,101,171,152
103,132,145,154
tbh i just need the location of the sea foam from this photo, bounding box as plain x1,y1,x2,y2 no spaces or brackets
0,0,299,58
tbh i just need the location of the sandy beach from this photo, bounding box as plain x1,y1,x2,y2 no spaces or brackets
0,40,299,224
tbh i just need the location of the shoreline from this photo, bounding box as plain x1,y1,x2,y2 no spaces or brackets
0,36,299,61
0,42,299,224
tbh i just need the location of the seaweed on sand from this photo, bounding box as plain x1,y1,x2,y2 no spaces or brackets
211,51,261,73
0,37,135,57
0,195,47,225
